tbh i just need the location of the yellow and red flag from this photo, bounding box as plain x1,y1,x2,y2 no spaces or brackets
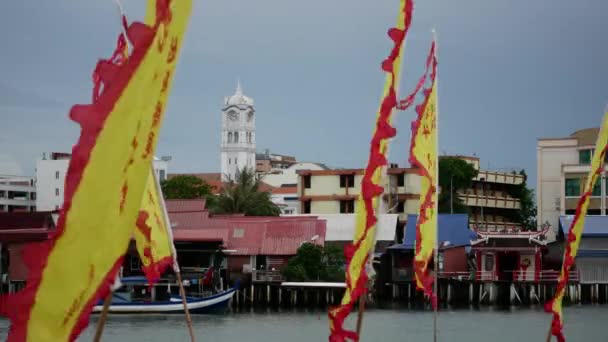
545,111,608,342
409,43,438,307
134,168,176,284
328,1,413,340
0,1,192,340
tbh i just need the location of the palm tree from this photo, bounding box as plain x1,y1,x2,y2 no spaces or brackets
213,167,281,216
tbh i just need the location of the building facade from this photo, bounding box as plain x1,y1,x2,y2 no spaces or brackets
296,167,421,220
451,156,526,232
36,152,169,211
537,128,603,233
221,82,256,182
0,176,36,212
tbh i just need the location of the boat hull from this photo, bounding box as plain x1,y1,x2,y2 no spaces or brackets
92,287,237,314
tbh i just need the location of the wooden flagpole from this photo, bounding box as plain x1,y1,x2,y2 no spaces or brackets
154,168,196,342
93,292,113,342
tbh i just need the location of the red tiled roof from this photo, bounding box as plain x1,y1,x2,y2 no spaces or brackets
165,199,207,213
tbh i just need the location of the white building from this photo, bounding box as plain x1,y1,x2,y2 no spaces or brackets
537,127,601,233
35,152,169,211
0,175,36,212
221,81,256,182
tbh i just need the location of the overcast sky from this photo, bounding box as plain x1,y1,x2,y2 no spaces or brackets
1,0,607,189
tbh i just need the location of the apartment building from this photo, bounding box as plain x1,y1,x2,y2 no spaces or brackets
36,152,170,211
537,127,604,231
0,176,36,212
296,166,421,219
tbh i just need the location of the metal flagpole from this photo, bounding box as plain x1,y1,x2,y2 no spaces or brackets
432,28,440,342
154,168,196,342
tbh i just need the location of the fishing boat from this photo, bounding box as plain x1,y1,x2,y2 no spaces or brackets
92,276,239,314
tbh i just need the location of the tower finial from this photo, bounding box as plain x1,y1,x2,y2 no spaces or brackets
235,78,243,96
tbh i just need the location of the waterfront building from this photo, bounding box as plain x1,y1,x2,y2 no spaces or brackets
0,211,56,293
447,155,527,232
35,152,169,211
559,216,608,285
0,176,36,212
537,127,606,232
388,214,477,284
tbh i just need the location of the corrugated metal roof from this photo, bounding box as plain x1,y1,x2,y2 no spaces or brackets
559,215,608,237
172,228,228,242
390,214,476,250
298,214,398,242
165,199,207,213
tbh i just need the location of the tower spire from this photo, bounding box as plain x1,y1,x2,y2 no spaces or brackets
235,78,243,96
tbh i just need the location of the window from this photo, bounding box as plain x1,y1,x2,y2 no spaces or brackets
234,132,239,143
55,188,60,196
340,200,355,213
229,158,231,165
396,201,405,213
565,178,580,197
130,255,141,271
55,171,60,179
397,174,404,187
159,169,166,181
228,132,233,143
233,228,244,238
303,201,311,214
592,177,601,196
579,149,592,165
339,174,355,188
303,175,311,189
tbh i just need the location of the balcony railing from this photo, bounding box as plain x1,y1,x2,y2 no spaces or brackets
459,193,521,209
252,270,285,283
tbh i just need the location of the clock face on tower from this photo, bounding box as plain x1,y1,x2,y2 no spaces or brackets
227,110,239,121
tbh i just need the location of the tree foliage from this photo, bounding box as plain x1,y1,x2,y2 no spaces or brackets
438,157,478,213
160,175,216,206
282,243,345,282
506,170,538,231
213,167,281,216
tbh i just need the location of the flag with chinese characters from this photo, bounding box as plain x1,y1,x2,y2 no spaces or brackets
134,168,175,285
409,48,438,307
546,111,608,342
328,1,413,341
0,1,192,341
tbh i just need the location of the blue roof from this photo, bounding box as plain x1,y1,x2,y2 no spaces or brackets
389,214,477,250
559,216,608,237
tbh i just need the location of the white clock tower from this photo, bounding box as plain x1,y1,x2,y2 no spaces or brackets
221,81,256,182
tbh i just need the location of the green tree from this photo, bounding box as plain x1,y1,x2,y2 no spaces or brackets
213,167,281,216
507,170,538,231
282,243,345,282
438,157,478,213
160,175,216,206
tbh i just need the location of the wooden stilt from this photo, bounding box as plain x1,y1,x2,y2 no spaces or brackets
93,292,113,342
175,271,196,342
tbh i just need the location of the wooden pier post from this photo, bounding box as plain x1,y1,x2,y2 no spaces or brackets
267,285,271,306
447,283,452,305
469,283,473,304
279,288,282,306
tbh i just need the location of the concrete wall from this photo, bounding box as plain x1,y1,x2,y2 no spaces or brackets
537,138,578,232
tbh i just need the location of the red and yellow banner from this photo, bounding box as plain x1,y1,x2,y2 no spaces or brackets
134,168,175,284
545,111,608,342
409,46,438,307
328,1,413,340
0,1,192,340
